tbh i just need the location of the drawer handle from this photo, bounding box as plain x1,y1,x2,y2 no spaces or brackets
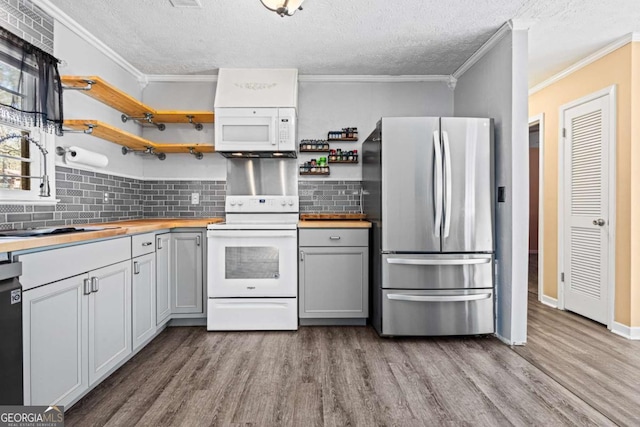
387,293,491,302
386,258,491,266
142,242,153,247
329,236,341,240
91,277,99,293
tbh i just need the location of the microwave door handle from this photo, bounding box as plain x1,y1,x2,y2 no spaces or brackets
272,115,278,146
433,131,443,236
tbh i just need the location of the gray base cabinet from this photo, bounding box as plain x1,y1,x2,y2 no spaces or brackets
299,228,369,320
22,274,88,407
22,259,132,406
88,261,132,386
171,232,204,315
132,253,156,351
155,233,171,325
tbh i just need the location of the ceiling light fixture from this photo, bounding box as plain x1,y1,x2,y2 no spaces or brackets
260,0,304,17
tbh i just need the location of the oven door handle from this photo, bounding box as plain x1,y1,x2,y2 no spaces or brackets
208,231,296,238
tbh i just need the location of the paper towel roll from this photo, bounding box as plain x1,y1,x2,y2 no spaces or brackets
65,146,109,168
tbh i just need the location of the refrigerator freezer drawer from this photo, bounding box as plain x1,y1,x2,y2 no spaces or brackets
381,289,494,336
382,254,493,289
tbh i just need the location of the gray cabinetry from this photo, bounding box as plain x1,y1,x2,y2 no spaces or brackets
171,232,204,315
155,233,171,325
22,257,132,406
132,253,156,351
299,228,369,324
22,274,88,407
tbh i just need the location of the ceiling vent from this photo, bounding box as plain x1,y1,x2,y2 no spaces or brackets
169,0,202,8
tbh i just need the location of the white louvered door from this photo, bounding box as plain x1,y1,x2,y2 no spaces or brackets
563,94,610,324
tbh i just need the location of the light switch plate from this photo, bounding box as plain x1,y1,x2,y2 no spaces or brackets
191,193,200,205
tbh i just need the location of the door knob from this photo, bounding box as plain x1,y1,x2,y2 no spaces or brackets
593,218,606,226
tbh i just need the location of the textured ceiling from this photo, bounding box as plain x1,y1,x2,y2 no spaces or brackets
47,0,640,87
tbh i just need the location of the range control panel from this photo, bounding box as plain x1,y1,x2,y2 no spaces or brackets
225,196,299,213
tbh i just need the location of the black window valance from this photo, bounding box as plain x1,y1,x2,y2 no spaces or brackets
0,26,63,135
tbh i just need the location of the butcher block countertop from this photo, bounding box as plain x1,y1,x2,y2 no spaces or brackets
0,218,223,253
298,220,371,229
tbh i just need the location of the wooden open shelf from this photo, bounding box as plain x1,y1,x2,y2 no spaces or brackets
327,137,358,142
63,120,214,154
61,76,214,124
329,159,359,164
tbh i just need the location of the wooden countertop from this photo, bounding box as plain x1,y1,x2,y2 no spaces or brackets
0,218,223,253
298,220,371,229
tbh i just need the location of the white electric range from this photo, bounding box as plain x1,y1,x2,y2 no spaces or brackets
207,194,299,331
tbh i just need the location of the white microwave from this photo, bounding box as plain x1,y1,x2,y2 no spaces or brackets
214,107,296,152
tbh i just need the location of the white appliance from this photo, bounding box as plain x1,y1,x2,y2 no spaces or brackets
214,68,298,155
214,107,296,153
207,158,299,331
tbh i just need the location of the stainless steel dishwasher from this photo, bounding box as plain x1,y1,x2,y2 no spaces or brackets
0,261,23,405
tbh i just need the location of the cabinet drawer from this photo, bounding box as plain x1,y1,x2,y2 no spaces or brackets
18,238,131,291
299,228,368,247
132,233,156,257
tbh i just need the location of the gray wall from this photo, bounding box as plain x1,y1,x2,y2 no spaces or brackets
454,29,529,345
141,80,455,181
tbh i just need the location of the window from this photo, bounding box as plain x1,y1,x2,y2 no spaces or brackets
0,27,60,204
0,120,55,203
0,123,30,191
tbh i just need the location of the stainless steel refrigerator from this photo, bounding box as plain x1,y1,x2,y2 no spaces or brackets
363,117,495,336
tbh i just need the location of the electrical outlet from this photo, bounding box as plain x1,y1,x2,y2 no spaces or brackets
104,192,109,202
191,192,200,205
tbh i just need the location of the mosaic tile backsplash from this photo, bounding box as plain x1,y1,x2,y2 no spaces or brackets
0,169,362,230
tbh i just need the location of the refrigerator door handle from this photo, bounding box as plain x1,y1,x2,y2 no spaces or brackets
386,257,491,266
432,130,443,236
442,130,453,238
387,293,492,302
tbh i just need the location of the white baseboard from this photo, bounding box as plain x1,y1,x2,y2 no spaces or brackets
539,295,558,308
495,333,526,346
611,322,640,340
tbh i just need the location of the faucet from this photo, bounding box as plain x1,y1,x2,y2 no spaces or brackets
0,134,50,197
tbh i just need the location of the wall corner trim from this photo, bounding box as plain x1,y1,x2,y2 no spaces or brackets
32,0,145,81
611,322,640,340
452,22,513,80
540,295,558,309
529,32,640,95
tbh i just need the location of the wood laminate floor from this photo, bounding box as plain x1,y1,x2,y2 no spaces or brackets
65,255,640,426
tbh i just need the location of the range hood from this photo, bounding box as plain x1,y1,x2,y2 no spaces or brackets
214,68,298,109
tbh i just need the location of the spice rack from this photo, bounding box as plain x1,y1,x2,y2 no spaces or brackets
328,127,358,141
299,127,358,175
299,140,330,152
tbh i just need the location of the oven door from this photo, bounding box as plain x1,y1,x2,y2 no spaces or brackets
214,108,278,152
207,229,297,297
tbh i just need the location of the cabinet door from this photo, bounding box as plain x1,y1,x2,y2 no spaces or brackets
171,232,203,314
155,233,171,325
22,274,89,406
299,246,369,318
88,260,132,386
132,253,156,351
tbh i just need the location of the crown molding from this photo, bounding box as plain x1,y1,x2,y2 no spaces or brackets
529,32,640,95
32,0,145,81
298,75,451,83
144,74,452,84
146,74,218,83
452,22,513,80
